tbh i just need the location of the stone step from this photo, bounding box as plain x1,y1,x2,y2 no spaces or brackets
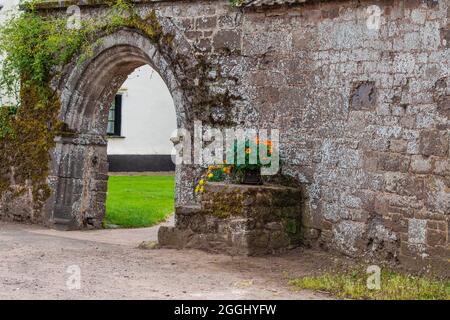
175,204,202,216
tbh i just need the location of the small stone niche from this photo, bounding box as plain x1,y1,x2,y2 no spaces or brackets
158,182,302,255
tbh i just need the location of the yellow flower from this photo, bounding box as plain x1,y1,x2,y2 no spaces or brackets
199,186,204,193
195,185,199,193
208,173,214,178
199,179,204,186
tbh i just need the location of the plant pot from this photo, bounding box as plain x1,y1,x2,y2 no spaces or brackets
242,169,263,185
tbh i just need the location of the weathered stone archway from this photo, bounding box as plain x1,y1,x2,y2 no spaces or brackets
1,0,449,274
46,28,193,229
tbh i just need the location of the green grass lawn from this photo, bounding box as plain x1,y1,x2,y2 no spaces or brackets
104,175,175,228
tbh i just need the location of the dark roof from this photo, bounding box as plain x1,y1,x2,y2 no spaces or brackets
243,0,308,7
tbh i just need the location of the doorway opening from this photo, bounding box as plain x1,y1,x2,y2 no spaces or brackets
104,65,177,228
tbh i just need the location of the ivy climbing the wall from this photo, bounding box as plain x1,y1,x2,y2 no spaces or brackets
0,0,166,208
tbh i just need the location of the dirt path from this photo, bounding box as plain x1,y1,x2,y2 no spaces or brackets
0,220,334,300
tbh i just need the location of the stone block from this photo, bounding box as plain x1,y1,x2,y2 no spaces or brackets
426,229,447,246
390,139,408,153
195,16,217,29
410,155,433,174
377,153,410,172
408,219,427,244
158,226,194,249
419,130,449,157
213,30,240,51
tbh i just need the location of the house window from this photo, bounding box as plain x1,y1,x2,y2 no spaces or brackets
107,94,122,136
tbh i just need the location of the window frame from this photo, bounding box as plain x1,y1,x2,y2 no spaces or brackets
107,94,122,137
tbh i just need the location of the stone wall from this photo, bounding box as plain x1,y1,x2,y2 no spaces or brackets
236,0,449,273
1,0,448,274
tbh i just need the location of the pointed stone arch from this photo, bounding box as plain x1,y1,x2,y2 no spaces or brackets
46,28,193,229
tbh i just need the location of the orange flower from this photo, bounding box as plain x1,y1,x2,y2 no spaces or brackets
245,147,251,154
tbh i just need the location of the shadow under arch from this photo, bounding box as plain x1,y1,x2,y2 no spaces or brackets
46,28,190,229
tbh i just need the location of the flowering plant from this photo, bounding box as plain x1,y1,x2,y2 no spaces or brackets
195,162,232,193
232,137,273,172
195,138,273,193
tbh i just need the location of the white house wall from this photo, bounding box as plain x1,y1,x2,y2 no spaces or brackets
107,65,177,171
0,0,17,22
0,0,19,106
